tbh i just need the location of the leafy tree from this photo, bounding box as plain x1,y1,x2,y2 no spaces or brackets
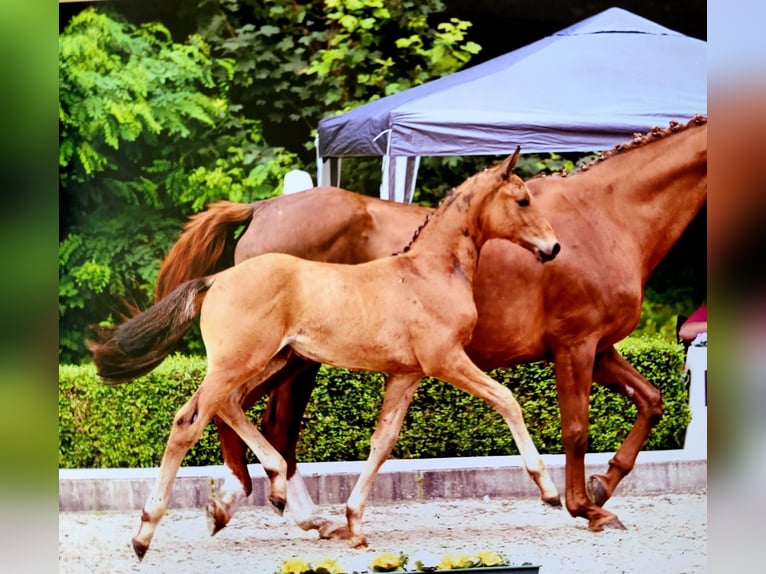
59,8,299,362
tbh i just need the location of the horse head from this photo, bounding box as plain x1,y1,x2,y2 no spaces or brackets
482,147,561,262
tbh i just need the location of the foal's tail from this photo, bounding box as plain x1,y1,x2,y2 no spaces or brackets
87,277,215,384
155,201,253,302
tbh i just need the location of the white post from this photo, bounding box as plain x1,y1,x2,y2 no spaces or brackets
316,135,342,187
380,154,391,200
683,340,707,457
392,156,408,203
381,155,421,203
318,158,342,187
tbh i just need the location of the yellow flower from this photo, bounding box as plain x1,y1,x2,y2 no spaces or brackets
475,550,507,567
313,557,344,574
438,553,476,570
280,557,312,574
370,551,407,571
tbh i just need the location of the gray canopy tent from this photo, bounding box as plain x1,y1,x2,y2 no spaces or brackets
315,7,707,203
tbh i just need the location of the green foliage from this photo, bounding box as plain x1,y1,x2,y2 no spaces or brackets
195,0,481,144
196,0,488,200
59,356,239,468
637,274,704,340
59,338,690,468
59,8,299,363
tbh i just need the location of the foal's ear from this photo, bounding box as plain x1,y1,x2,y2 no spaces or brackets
501,146,522,180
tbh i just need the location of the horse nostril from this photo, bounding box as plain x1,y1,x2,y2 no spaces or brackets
539,242,560,262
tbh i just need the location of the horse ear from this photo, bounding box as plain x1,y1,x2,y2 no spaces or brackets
502,146,521,180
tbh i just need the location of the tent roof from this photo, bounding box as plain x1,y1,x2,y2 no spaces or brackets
317,7,706,158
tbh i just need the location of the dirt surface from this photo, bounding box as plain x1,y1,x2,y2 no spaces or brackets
59,492,706,573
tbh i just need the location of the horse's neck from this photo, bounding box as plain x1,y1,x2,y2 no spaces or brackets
407,187,486,283
570,124,706,280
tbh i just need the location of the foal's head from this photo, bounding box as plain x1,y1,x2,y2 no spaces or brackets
480,148,560,262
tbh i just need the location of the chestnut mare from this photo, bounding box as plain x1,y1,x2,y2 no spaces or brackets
89,150,561,559
153,116,707,543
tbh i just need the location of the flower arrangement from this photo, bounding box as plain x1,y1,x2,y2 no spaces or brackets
275,550,538,573
278,557,346,574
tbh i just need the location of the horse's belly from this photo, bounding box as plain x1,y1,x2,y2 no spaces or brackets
466,328,547,370
289,334,420,374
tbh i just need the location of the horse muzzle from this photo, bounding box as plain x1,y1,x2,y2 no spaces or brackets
537,241,561,263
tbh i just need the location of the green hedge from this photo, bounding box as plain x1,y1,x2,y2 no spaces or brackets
59,337,690,468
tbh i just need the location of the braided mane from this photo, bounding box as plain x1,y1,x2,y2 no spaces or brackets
392,180,472,256
535,114,708,179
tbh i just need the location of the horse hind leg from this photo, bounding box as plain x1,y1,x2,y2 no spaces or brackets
214,395,289,517
206,353,294,535
133,373,235,560
344,372,422,548
260,360,350,537
287,471,350,539
208,420,251,535
213,358,341,538
588,346,662,507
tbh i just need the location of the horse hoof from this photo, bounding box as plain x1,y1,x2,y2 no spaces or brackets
348,535,369,549
318,521,351,541
269,496,286,516
132,538,148,561
587,474,610,507
543,494,562,508
588,516,627,532
601,517,627,530
206,499,230,536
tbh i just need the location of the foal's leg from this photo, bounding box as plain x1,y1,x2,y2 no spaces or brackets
345,372,422,548
132,368,286,560
132,388,213,559
588,346,662,507
212,359,343,536
553,345,626,531
206,353,297,534
428,351,560,506
259,362,348,538
214,395,292,516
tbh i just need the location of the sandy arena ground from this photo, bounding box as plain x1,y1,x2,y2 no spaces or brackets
59,491,706,573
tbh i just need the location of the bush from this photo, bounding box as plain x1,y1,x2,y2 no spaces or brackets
59,337,690,468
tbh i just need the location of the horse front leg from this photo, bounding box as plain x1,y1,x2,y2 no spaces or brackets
553,346,626,531
427,351,560,507
345,372,422,548
588,345,662,507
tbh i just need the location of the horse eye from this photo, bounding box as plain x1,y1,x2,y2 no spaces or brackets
517,197,530,207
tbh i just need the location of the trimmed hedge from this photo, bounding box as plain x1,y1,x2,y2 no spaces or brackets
59,337,690,468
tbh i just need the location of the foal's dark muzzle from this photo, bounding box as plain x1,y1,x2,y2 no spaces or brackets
539,242,561,262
